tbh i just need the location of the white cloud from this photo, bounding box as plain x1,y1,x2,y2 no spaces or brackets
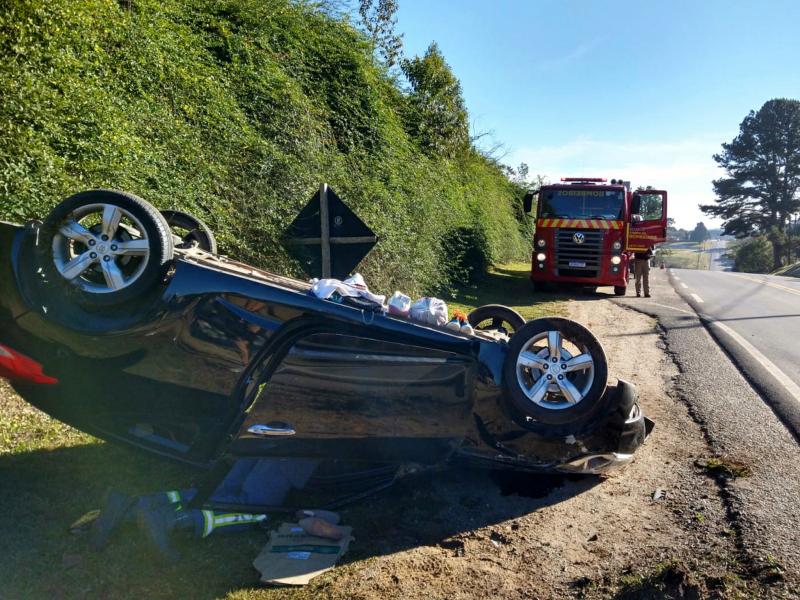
507,137,727,230
530,38,605,72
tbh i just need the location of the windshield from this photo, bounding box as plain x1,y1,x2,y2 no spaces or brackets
539,189,625,220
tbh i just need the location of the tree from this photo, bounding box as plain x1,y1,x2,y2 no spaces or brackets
358,0,403,67
733,237,773,273
700,98,800,270
690,221,710,243
401,43,469,158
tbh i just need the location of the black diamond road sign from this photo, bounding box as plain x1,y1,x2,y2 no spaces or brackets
283,184,377,279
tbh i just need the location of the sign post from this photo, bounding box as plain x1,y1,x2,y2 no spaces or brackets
319,183,331,278
283,184,378,280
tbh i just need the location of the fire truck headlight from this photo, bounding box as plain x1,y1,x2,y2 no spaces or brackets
610,256,622,265
536,239,546,248
536,252,547,262
612,241,622,250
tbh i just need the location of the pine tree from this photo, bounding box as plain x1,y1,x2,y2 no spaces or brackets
700,98,800,269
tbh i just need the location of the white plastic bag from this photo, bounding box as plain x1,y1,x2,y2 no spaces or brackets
409,297,448,326
388,291,411,317
311,273,385,306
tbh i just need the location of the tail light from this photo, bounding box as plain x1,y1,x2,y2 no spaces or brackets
0,343,58,384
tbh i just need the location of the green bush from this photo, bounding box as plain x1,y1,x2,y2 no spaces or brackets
732,237,773,273
0,0,530,296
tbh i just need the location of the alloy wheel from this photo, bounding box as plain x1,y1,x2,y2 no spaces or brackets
51,203,151,294
515,329,595,409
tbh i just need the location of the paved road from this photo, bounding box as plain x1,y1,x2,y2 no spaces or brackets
614,269,800,585
670,268,800,428
706,238,733,271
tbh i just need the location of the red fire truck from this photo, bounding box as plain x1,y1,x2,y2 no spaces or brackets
523,177,667,296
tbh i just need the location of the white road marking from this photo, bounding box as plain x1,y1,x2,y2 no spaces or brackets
703,316,800,404
648,302,695,315
660,268,800,405
680,282,688,289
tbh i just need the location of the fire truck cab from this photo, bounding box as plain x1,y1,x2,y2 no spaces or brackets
523,178,667,296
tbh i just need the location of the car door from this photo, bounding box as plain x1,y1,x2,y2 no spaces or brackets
629,190,668,251
227,323,477,465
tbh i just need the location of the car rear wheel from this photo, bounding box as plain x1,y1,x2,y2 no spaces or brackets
37,190,173,307
467,305,526,338
502,317,608,430
614,286,626,296
161,209,218,254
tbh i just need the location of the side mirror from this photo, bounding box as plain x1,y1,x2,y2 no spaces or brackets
631,214,644,224
523,191,535,214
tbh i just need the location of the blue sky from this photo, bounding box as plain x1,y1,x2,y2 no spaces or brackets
394,0,800,229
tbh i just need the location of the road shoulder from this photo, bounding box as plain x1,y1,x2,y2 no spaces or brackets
615,267,800,594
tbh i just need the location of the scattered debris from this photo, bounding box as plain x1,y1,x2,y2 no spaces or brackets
254,522,353,586
439,539,466,557
298,517,345,541
69,509,100,534
587,533,599,542
652,488,666,501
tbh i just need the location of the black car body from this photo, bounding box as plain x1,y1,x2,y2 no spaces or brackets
0,200,651,509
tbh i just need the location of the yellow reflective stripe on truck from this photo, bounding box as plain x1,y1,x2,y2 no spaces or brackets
536,219,622,230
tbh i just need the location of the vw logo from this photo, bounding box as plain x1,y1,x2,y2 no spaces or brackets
572,232,585,244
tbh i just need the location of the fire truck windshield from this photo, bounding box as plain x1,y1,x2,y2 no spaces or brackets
539,189,625,220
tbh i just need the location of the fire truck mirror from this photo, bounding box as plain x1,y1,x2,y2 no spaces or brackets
631,214,644,224
523,191,535,214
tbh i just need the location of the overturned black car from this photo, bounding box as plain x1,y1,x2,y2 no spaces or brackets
0,190,652,511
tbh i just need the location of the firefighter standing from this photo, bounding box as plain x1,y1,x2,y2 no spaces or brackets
634,247,653,297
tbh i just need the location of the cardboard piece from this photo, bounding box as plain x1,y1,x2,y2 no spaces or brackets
254,522,353,586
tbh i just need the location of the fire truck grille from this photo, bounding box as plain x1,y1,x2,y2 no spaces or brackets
555,229,605,278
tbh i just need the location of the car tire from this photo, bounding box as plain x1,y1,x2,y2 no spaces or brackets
502,317,609,431
467,305,526,337
161,209,218,254
614,286,626,296
37,189,174,307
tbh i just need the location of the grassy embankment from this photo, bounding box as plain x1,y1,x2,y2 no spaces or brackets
0,0,531,297
773,262,800,278
0,262,564,599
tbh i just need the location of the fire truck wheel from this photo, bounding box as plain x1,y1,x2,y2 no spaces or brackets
614,286,627,296
502,317,609,429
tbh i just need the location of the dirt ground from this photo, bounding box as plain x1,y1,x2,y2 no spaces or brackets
315,298,751,599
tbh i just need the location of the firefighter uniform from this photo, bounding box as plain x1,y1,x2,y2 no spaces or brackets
634,248,653,297
90,488,267,559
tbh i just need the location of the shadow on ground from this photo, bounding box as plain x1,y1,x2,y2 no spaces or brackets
0,441,599,599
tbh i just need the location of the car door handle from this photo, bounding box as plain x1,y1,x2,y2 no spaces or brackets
247,422,296,437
